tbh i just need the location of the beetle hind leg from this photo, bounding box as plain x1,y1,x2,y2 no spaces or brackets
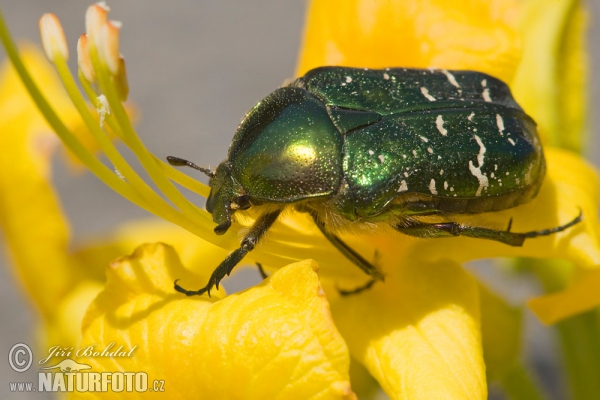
174,210,282,297
394,211,582,247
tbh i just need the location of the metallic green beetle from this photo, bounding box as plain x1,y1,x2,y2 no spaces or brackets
168,66,581,296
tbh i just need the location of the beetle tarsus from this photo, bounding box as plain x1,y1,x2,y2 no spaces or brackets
521,209,583,239
337,278,377,296
256,263,269,280
174,280,208,297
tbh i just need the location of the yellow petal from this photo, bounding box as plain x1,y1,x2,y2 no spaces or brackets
329,260,486,399
529,267,600,325
511,0,588,151
72,218,227,279
297,0,521,82
0,45,82,317
72,244,354,400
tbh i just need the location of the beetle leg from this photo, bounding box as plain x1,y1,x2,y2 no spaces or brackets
308,211,385,281
174,209,282,297
337,278,378,296
256,263,269,280
395,211,582,246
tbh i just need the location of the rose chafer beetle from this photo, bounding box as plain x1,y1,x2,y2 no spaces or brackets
168,66,581,296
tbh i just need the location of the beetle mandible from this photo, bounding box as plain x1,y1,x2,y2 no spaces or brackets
168,66,581,296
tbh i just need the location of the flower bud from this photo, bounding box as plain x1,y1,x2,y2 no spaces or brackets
99,20,122,75
39,13,68,62
85,2,110,44
77,34,95,82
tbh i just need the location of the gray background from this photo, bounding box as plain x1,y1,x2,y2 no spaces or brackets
0,1,598,399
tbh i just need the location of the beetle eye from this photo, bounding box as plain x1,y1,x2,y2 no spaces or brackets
234,195,251,210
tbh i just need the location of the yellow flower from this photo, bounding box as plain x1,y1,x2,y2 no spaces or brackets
0,1,598,399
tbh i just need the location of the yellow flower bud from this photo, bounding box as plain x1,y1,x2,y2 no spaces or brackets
39,13,68,62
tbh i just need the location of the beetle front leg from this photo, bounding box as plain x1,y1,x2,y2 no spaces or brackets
395,211,582,246
174,209,282,297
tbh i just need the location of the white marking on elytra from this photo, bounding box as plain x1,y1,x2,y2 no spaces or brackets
378,154,385,163
437,155,442,160
345,76,352,83
420,87,436,101
402,154,407,159
436,115,448,136
496,114,505,136
468,112,475,121
450,187,454,192
429,179,438,195
494,164,498,171
419,135,429,143
481,79,487,87
468,134,489,196
427,147,434,154
506,171,510,176
368,149,374,155
444,181,448,190
439,169,444,175
474,135,486,167
383,73,390,80
441,69,460,88
508,138,516,146
412,150,418,157
404,172,409,177
483,88,492,102
398,180,408,192
490,172,495,178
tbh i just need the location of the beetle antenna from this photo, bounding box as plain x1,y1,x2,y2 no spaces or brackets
167,156,215,178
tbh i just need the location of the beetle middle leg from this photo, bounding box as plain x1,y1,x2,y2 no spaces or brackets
175,209,282,297
308,211,385,282
394,211,582,246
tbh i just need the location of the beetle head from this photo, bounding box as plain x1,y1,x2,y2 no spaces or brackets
206,162,248,235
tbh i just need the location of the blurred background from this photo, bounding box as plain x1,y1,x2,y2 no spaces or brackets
0,1,598,399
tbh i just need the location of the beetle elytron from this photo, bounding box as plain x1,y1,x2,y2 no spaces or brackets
168,66,581,296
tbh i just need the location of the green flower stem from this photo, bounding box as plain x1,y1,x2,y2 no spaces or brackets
78,71,211,199
525,259,600,400
53,55,185,225
556,310,600,400
0,11,218,241
500,362,544,400
0,11,140,208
